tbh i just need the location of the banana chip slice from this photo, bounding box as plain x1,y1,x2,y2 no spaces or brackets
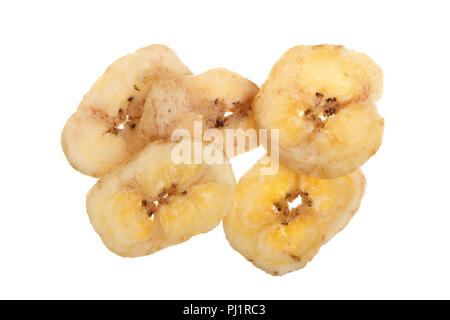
87,140,236,257
139,68,259,156
253,45,384,178
62,45,191,177
223,157,365,276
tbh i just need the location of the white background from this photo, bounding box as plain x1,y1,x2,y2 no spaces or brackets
1,0,449,299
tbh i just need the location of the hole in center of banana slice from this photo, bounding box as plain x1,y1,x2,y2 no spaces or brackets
272,191,313,225
214,111,234,128
141,183,187,219
298,93,340,126
288,194,303,209
108,114,136,135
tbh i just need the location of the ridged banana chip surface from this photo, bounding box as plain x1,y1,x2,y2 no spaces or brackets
62,45,191,177
223,157,365,275
87,140,236,257
139,68,259,155
253,45,384,178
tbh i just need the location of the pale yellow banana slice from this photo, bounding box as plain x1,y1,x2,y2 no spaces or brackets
223,157,365,276
87,140,236,257
253,45,384,178
62,45,192,177
139,68,259,156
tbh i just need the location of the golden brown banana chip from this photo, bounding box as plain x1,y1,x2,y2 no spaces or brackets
223,157,365,276
62,45,191,177
87,140,236,257
253,45,384,178
139,68,259,156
